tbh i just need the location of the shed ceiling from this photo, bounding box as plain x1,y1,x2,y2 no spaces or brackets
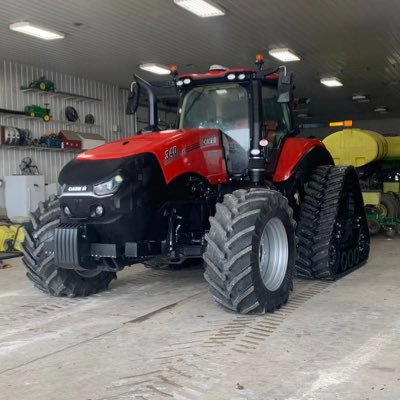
0,0,400,122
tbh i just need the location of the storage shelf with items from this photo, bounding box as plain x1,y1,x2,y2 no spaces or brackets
20,79,102,131
0,111,100,129
20,88,102,104
0,75,106,151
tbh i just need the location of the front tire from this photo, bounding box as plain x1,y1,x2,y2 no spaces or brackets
22,196,116,297
203,189,296,314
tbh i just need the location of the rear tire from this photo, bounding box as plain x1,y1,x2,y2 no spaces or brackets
22,196,116,297
380,193,399,219
203,189,296,314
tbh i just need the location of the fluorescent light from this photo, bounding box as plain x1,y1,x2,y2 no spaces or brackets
216,89,227,95
9,22,64,40
268,48,300,62
352,94,366,101
139,63,171,75
320,77,343,87
174,0,225,17
352,94,370,103
374,106,389,113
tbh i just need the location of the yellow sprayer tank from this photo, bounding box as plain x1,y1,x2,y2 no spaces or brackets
385,136,400,159
323,128,400,167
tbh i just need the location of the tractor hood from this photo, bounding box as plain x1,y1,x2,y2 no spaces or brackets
59,128,227,186
77,128,219,161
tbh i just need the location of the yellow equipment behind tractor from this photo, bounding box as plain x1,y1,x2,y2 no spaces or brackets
323,128,400,236
0,224,25,252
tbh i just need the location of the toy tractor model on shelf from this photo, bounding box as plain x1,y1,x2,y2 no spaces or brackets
24,105,51,122
22,55,369,314
28,76,56,92
323,128,400,237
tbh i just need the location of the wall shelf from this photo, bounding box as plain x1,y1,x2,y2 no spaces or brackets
0,144,82,153
20,88,102,103
0,111,100,129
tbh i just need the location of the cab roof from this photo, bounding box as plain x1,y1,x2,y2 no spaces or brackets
178,68,279,82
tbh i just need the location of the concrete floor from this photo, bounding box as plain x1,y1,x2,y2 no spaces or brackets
0,238,399,400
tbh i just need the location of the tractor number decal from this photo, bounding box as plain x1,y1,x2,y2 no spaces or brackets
164,138,216,164
165,146,178,162
202,136,217,146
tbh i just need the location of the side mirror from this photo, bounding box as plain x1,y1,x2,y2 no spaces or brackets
277,70,294,103
126,80,140,115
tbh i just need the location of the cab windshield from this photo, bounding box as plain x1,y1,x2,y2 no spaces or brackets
179,83,249,173
178,82,292,174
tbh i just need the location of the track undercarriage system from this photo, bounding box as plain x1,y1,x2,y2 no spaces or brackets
296,165,370,280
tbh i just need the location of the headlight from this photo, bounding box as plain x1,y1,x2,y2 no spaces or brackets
93,175,123,196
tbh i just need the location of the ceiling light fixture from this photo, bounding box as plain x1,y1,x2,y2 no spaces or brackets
352,94,366,101
139,63,171,75
268,48,301,62
9,22,65,40
352,94,371,103
320,77,343,87
374,106,389,113
173,0,225,17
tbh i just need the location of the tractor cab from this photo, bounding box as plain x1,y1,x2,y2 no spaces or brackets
176,64,294,176
127,54,295,183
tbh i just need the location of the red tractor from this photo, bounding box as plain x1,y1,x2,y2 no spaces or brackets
23,55,369,314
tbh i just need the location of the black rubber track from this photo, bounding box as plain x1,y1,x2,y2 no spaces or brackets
203,188,296,314
22,196,116,297
296,165,370,280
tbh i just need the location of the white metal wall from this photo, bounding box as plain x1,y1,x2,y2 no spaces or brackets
0,59,137,208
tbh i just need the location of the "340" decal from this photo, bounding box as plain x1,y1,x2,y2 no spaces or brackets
165,146,178,161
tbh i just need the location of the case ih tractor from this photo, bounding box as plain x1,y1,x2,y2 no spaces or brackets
23,55,370,314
